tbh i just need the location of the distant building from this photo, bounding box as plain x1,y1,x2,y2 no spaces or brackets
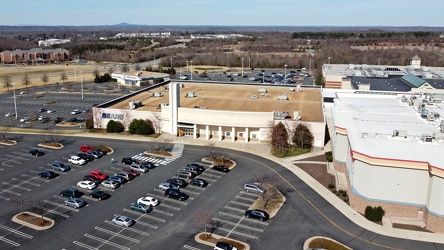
0,48,70,64
111,72,170,87
38,39,71,47
190,34,252,39
100,32,171,40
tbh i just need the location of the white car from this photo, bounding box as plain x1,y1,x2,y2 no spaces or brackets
159,182,175,191
47,109,56,113
19,91,28,95
5,112,15,117
19,116,29,123
68,156,86,165
38,115,48,121
137,196,159,207
71,109,81,115
77,180,96,190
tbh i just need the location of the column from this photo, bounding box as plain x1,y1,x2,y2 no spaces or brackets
193,124,197,139
219,126,222,141
232,127,235,142
245,127,249,143
206,125,209,140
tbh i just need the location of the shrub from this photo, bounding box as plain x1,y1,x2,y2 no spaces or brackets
365,206,385,222
342,192,348,197
338,189,344,193
128,119,155,135
328,184,336,189
332,190,337,193
106,120,124,133
325,151,333,162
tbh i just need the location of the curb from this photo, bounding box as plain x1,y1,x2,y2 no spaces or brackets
303,236,352,250
194,232,250,250
12,212,55,231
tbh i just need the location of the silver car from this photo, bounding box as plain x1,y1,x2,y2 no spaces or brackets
101,180,120,189
64,198,86,208
112,215,134,227
159,182,175,191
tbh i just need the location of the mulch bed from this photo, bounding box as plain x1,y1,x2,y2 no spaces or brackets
16,213,52,227
294,154,335,189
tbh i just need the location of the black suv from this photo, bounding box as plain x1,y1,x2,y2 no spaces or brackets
213,165,230,173
122,157,138,165
78,153,94,162
29,149,45,156
244,209,269,221
165,188,189,201
60,188,81,198
166,178,187,188
141,162,157,169
190,178,208,187
38,170,56,179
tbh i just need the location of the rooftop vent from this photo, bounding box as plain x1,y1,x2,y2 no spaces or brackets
257,88,268,93
250,95,258,99
393,130,407,138
277,95,288,100
153,92,163,97
422,134,433,143
185,92,196,98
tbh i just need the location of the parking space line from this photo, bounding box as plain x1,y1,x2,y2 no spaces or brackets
122,209,165,222
44,200,79,212
20,173,50,182
0,224,33,238
33,205,69,218
218,211,243,219
234,196,257,202
216,218,264,232
183,245,202,250
134,220,157,229
224,206,244,212
0,236,20,247
229,201,250,207
2,182,31,191
151,209,173,216
12,177,41,187
104,221,149,236
182,189,199,195
199,172,222,178
243,218,269,226
84,233,130,250
0,163,14,167
149,193,190,204
0,195,10,200
1,189,21,195
94,227,140,243
239,191,259,197
0,167,4,171
158,203,181,211
218,226,258,239
73,241,97,250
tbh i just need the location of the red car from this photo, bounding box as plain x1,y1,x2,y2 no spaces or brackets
90,170,108,181
122,168,140,177
80,145,94,152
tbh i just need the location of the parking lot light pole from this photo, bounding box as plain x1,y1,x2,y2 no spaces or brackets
190,61,193,81
309,57,312,71
186,61,189,75
80,71,84,100
74,67,76,83
248,58,251,69
12,83,17,120
284,64,287,79
241,58,244,77
170,58,173,68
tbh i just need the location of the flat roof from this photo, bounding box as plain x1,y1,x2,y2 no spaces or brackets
107,82,324,122
332,92,444,169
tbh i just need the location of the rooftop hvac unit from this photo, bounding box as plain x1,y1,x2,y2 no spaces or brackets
289,88,295,92
421,108,429,118
129,100,142,109
297,85,302,92
393,130,407,138
250,95,258,99
153,92,163,97
157,103,168,109
185,92,196,98
422,134,433,143
257,88,268,93
401,95,408,102
433,132,444,141
427,112,436,121
277,95,288,100
293,111,301,120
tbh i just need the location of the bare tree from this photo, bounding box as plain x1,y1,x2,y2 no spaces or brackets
22,73,31,89
192,209,219,235
120,109,132,130
93,108,104,129
205,142,223,160
41,73,49,87
135,64,141,71
45,127,64,143
8,196,31,215
2,75,12,91
252,169,273,185
60,72,67,83
121,64,129,73
0,125,12,141
151,112,162,133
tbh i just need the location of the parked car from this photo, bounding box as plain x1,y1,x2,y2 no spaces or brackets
165,188,189,201
94,148,107,156
29,149,45,156
80,145,94,152
77,181,96,190
214,241,238,250
78,152,94,162
190,178,208,187
101,180,120,189
141,161,157,169
159,182,176,191
89,190,110,200
47,109,56,113
5,112,15,117
175,170,196,179
184,164,205,174
38,170,56,179
130,203,153,213
213,165,230,173
90,170,108,181
38,115,48,121
244,183,266,194
68,155,86,165
86,150,101,159
39,117,50,123
19,91,28,95
108,176,127,184
166,178,187,188
38,108,47,113
115,171,135,181
112,215,134,227
130,163,149,173
60,188,80,198
19,116,29,123
122,168,140,177
122,157,138,165
64,198,86,208
137,196,159,207
71,109,81,115
182,166,201,175
244,209,269,221
53,117,63,124
83,175,102,184
51,162,71,172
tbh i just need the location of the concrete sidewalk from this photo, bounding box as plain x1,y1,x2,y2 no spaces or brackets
71,132,444,244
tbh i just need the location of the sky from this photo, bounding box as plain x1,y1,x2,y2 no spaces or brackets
2,0,444,27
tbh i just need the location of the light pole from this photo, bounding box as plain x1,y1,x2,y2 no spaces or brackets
328,57,331,64
241,58,244,77
284,64,287,79
74,67,76,83
80,71,84,100
248,58,251,69
190,61,193,81
309,57,312,71
12,83,17,120
186,61,189,75
378,58,380,66
129,63,131,72
170,58,173,68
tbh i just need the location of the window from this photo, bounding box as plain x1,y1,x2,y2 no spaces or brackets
252,133,257,139
225,131,231,136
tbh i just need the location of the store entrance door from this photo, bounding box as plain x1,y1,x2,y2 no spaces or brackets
178,127,194,136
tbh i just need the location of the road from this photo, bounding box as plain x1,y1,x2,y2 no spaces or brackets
0,136,443,249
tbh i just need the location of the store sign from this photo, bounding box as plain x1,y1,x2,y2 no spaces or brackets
102,113,123,120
